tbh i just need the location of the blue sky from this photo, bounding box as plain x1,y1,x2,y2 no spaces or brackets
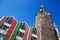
0,0,60,34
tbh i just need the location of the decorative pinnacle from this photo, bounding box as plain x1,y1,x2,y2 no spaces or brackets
54,23,57,28
39,5,44,13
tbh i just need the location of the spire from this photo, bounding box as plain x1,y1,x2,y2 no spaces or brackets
39,5,44,13
54,23,57,28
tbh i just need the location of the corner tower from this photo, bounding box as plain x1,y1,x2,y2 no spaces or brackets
35,5,58,40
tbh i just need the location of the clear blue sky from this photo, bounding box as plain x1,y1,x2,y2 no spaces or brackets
0,0,60,34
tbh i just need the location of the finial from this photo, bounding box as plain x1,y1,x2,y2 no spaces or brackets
47,12,51,15
39,5,44,13
54,23,57,28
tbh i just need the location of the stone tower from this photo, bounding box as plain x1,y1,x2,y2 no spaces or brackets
35,5,58,40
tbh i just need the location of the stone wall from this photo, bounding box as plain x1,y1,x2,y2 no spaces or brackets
35,6,59,40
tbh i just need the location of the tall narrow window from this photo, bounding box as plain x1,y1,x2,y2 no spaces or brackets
32,28,38,35
31,28,38,40
21,23,26,30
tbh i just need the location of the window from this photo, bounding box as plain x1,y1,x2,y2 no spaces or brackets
32,28,38,35
6,17,14,24
17,31,24,37
0,33,4,38
0,25,9,31
21,23,26,30
31,28,38,40
31,36,37,40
